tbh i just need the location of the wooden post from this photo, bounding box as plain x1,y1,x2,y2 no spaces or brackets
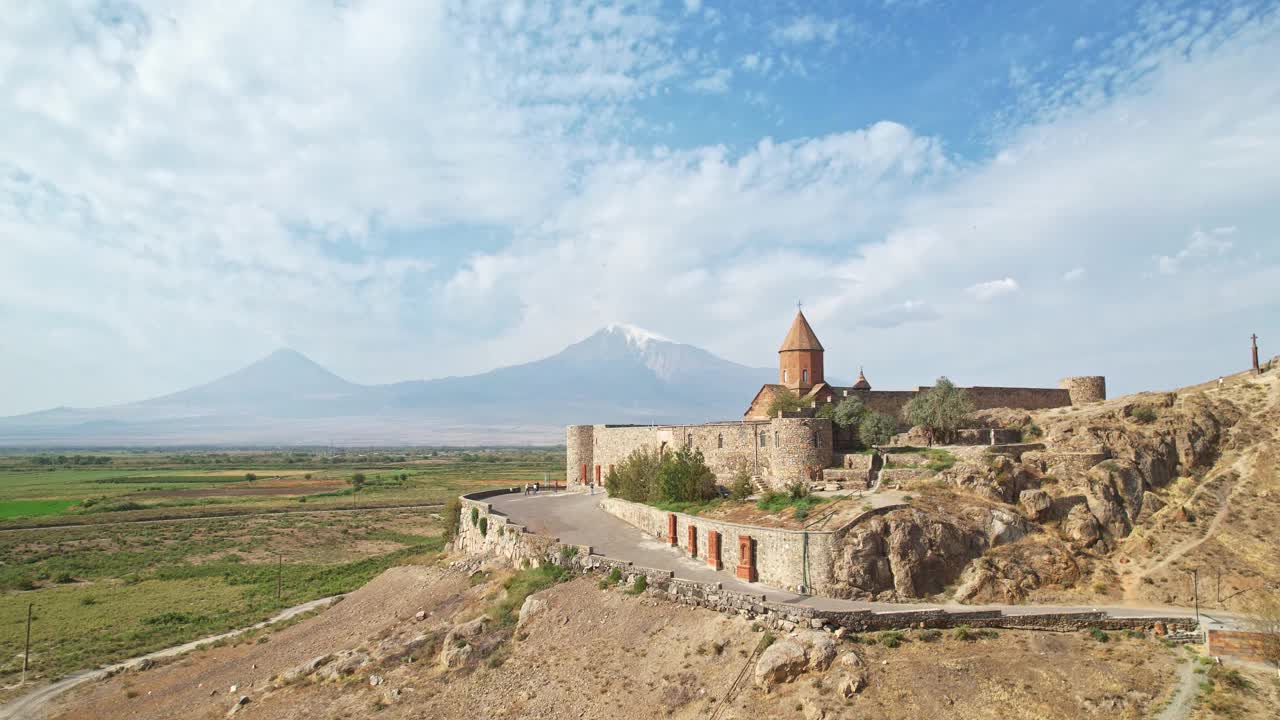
22,602,32,684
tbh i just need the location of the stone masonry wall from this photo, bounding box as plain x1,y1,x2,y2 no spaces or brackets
455,489,1195,638
600,496,836,594
568,418,832,492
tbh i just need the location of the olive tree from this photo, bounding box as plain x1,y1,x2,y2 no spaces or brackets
901,377,974,446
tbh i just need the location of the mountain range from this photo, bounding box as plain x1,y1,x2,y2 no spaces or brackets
0,325,781,446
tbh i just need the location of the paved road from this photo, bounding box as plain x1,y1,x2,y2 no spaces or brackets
488,491,1238,624
0,595,342,720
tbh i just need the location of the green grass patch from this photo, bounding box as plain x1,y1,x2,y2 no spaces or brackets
755,493,829,517
487,565,568,625
0,499,80,519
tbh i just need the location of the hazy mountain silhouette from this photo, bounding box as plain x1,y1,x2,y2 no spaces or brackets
0,326,779,446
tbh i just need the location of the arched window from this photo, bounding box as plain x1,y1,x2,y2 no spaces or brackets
811,432,819,447
774,431,780,446
717,434,723,449
802,369,809,383
687,433,693,448
759,431,767,448
783,369,788,382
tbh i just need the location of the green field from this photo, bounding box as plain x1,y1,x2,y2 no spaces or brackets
0,448,564,694
0,499,81,518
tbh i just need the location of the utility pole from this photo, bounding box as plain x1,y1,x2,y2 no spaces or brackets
22,603,32,684
1190,568,1200,625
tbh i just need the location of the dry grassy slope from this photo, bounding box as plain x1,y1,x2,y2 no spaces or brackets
51,566,1200,720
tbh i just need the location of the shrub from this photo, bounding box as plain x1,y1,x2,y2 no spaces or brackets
350,472,367,489
608,446,717,506
605,446,664,503
599,567,623,589
627,575,648,595
758,632,776,651
470,507,480,527
766,390,806,416
858,411,898,447
1088,627,1110,642
559,546,579,561
244,472,257,482
953,626,974,641
442,497,462,543
488,565,568,625
1131,406,1158,423
787,479,809,500
729,463,754,501
1021,423,1043,440
879,630,904,648
918,629,942,642
54,572,76,584
478,517,488,537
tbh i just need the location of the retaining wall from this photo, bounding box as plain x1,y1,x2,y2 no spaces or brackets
600,496,836,594
453,490,1194,637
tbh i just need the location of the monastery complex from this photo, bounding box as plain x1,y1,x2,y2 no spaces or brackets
567,310,1106,490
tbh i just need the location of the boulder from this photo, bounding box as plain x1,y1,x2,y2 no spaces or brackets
794,630,836,671
754,639,808,689
517,595,549,630
986,508,1028,547
1065,504,1102,548
1019,489,1053,521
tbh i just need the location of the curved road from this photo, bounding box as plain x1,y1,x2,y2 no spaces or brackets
488,490,1240,624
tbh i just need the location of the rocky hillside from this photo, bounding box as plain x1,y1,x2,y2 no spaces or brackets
46,561,1260,720
825,363,1280,608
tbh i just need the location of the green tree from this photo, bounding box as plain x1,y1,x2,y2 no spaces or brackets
901,377,974,445
729,461,755,500
831,396,867,429
765,389,807,416
350,472,366,489
604,447,664,503
244,472,257,482
858,411,898,446
657,447,718,504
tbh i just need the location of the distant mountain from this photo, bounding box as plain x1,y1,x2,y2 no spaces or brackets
0,326,778,446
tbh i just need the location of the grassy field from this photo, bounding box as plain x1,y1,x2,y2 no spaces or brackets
0,448,564,693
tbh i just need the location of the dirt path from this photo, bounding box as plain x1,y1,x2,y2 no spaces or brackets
0,501,444,534
0,595,341,720
1155,659,1200,720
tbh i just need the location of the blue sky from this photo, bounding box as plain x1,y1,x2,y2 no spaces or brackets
2,0,1278,415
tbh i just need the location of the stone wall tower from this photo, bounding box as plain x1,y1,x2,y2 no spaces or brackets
779,309,824,392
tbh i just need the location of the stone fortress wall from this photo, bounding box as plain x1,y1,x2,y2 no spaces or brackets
567,416,833,490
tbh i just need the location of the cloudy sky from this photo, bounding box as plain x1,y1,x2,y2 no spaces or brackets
2,0,1278,416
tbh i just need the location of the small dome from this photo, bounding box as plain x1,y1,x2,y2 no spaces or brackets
852,367,871,391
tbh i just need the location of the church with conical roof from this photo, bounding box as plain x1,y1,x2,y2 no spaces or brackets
744,308,876,420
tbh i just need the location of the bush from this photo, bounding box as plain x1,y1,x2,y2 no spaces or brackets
350,472,367,489
488,565,568,625
729,463,754,501
787,479,809,500
1021,423,1043,440
857,412,897,447
470,507,480,527
478,517,488,537
879,630,905,648
627,575,648,595
918,629,942,642
442,497,462,543
244,472,257,482
758,632,776,651
608,446,717,506
953,625,974,641
765,390,806,416
599,567,623,589
1131,406,1158,423
1088,627,1110,643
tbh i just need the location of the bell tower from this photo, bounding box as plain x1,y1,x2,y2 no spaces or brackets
779,308,824,392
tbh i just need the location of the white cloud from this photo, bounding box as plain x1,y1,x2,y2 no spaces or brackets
683,0,702,13
966,278,1020,301
771,15,845,45
691,68,732,94
1156,227,1235,275
2,2,1280,413
1062,267,1085,282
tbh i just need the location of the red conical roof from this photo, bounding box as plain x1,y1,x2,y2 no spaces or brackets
852,367,871,390
779,310,824,352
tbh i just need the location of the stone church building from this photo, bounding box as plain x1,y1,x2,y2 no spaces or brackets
567,310,1105,490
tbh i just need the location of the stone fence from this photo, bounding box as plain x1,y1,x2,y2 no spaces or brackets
454,490,1195,638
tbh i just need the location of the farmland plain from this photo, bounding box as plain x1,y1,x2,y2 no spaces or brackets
0,448,563,697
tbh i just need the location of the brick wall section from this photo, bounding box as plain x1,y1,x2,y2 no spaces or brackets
1207,629,1275,664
